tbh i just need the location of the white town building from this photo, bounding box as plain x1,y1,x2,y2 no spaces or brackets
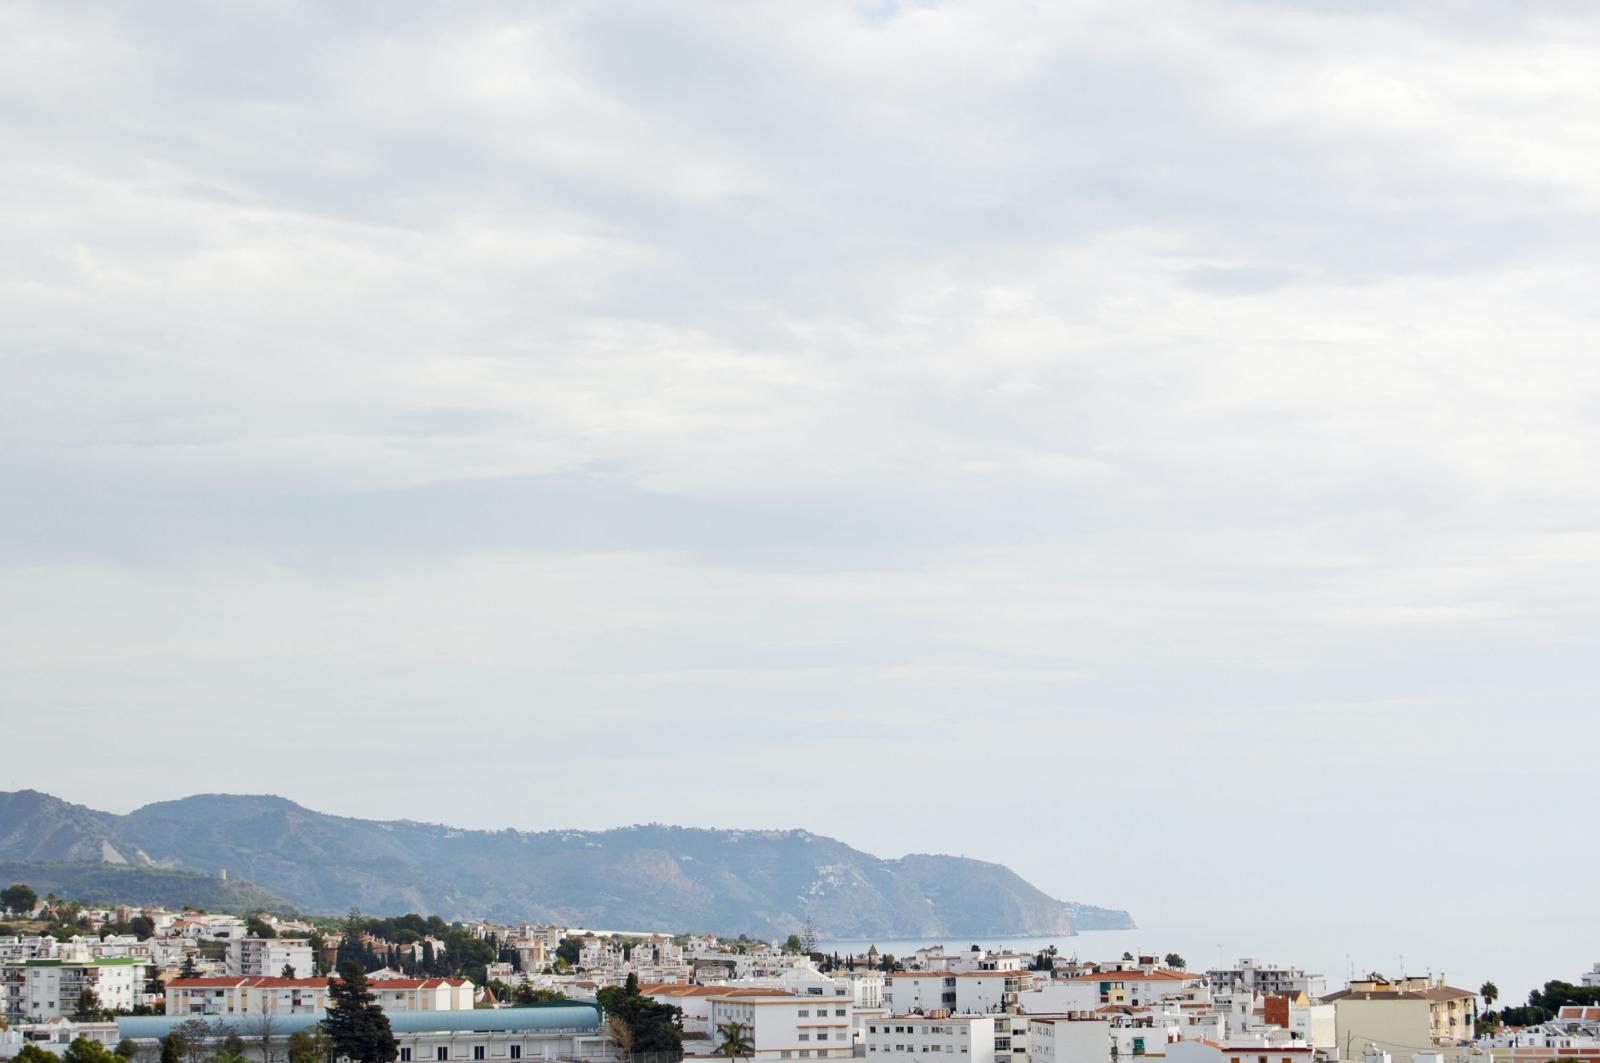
1,955,148,1021
706,993,854,1060
227,937,315,979
865,1013,997,1063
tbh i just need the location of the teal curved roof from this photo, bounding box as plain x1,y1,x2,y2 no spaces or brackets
117,1005,601,1041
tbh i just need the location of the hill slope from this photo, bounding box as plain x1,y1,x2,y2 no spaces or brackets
0,790,1133,938
0,861,294,913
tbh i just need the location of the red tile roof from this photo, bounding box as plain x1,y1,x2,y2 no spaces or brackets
638,985,787,998
1057,969,1196,983
169,976,467,991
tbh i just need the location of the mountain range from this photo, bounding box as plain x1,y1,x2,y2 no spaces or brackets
0,790,1132,939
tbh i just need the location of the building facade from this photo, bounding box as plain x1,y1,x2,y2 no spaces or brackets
1,957,147,1021
707,994,854,1061
227,938,315,979
864,1013,998,1063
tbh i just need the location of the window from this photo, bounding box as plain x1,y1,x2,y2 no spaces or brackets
800,1053,811,1059
400,1051,412,1062
817,1033,828,1041
836,1009,847,1016
473,1048,485,1061
800,1034,811,1042
800,1010,810,1017
437,1049,449,1061
510,1049,521,1061
782,1054,792,1060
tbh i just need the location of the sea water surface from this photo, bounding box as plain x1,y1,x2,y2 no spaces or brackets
823,912,1597,1008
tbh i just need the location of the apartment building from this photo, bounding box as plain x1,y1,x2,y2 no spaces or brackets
637,984,787,1038
1165,1040,1316,1063
1027,1016,1112,1063
227,937,314,979
1019,971,1203,1014
119,1006,615,1063
888,972,1036,1016
1,956,148,1021
165,977,332,1017
165,976,473,1017
1206,962,1326,1002
1325,978,1477,1063
707,993,854,1060
864,1013,997,1063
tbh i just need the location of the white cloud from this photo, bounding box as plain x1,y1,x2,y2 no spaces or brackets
3,0,1599,961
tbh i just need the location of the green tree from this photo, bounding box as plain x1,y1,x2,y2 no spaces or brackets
246,916,278,939
1121,952,1134,962
158,1031,185,1063
63,1038,119,1063
286,1028,328,1063
325,960,398,1063
715,1021,754,1059
179,953,199,979
129,916,155,940
783,935,804,955
16,1045,59,1063
799,919,818,956
172,1019,215,1063
1164,954,1186,970
555,937,583,967
75,987,106,1021
597,973,683,1061
115,1040,137,1060
1480,982,1499,1007
1,883,37,915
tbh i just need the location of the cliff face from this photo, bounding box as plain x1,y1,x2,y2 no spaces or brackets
0,790,1134,937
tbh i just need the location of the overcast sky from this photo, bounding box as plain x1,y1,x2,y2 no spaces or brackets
4,0,1599,977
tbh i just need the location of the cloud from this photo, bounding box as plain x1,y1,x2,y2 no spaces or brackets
3,0,1599,954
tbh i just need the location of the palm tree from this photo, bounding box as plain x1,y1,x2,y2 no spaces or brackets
1480,982,1499,1007
716,1022,754,1059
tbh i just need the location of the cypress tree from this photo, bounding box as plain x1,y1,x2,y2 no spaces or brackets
325,961,398,1063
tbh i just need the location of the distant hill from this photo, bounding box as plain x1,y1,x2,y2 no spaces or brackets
0,790,1133,939
0,861,293,913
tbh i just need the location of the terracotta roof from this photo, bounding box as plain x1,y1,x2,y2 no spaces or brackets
888,970,1030,979
1058,970,1197,983
638,985,787,998
1322,990,1427,1002
169,976,467,991
1210,1045,1313,1053
1559,1007,1600,1020
170,977,326,989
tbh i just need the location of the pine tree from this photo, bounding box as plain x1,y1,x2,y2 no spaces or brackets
325,961,398,1063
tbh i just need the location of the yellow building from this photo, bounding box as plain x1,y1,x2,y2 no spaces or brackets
1325,976,1478,1063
